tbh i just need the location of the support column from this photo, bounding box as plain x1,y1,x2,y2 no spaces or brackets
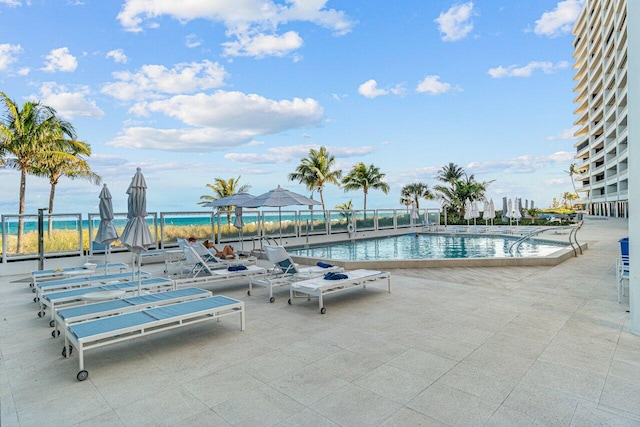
628,0,639,335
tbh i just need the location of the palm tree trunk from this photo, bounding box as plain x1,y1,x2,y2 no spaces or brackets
17,169,27,254
363,190,368,221
48,183,56,236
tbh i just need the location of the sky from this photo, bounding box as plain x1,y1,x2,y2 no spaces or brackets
0,0,585,215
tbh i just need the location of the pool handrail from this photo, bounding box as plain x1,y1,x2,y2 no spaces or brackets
508,221,583,256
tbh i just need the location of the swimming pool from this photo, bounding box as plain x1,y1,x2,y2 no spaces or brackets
288,233,570,263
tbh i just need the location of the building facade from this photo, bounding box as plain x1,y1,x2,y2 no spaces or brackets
572,0,628,217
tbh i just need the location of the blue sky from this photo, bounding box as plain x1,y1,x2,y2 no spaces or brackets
0,0,584,215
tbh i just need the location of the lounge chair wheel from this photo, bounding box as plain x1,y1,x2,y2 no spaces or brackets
37,311,44,318
49,320,55,327
32,288,36,293
51,330,60,338
320,307,326,314
247,290,251,296
288,299,292,305
61,346,73,357
269,297,275,303
30,283,34,288
33,297,39,303
77,370,89,381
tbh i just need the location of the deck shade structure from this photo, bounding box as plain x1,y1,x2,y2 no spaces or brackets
120,168,154,295
95,184,119,274
238,185,320,244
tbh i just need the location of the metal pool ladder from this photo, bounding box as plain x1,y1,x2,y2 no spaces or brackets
508,221,584,257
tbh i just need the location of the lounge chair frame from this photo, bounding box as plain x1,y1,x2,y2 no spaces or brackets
53,286,211,338
30,263,129,289
63,295,245,381
249,245,342,303
288,269,391,314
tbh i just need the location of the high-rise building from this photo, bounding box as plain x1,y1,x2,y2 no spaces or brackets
572,0,628,217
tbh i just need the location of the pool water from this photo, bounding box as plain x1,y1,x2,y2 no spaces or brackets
288,233,568,261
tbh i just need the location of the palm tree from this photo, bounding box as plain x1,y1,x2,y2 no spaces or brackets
400,196,412,214
436,162,465,185
400,182,433,209
0,92,76,253
198,176,251,228
341,162,390,213
31,140,102,234
433,173,491,221
288,146,342,212
564,163,578,193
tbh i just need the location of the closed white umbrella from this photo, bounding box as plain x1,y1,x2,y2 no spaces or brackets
120,168,154,295
471,201,480,225
506,198,513,225
512,197,522,225
95,184,119,274
464,199,473,225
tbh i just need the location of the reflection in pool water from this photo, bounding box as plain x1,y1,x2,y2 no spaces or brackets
288,233,568,261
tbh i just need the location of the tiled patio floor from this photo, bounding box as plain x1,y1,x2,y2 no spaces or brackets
1,218,638,426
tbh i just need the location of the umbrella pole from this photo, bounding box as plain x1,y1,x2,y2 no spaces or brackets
105,245,110,275
279,208,282,245
131,253,135,281
137,253,142,296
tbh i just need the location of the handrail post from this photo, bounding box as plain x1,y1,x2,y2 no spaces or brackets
37,208,48,270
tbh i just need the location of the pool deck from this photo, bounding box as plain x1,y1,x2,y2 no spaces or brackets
1,217,639,426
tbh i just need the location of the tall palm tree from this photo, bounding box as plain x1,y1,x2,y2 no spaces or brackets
436,162,465,185
198,176,251,229
31,141,102,234
341,162,390,213
288,146,342,212
400,182,433,209
0,92,76,253
564,163,578,194
433,173,491,220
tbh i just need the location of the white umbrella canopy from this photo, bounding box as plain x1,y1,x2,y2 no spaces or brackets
120,168,154,295
202,192,256,208
471,200,480,225
237,185,321,243
483,199,496,225
95,184,119,273
512,197,522,225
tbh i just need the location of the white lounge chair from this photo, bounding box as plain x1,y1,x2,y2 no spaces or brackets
617,255,630,302
63,295,245,381
248,245,343,303
190,242,256,266
52,287,212,338
181,244,256,278
30,262,129,289
288,269,391,314
34,271,152,314
41,277,175,325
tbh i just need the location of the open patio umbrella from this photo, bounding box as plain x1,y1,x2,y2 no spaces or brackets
95,184,119,274
120,168,154,295
238,185,320,244
203,192,256,247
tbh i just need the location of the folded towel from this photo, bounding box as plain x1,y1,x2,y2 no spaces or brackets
324,272,348,280
317,261,333,268
228,265,248,272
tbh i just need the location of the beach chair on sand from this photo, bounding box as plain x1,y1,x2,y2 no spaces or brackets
248,245,343,303
62,295,245,381
288,269,391,314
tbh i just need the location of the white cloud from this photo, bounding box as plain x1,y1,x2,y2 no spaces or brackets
0,43,22,71
225,144,375,164
358,79,388,99
41,47,77,73
488,61,569,78
546,126,580,141
222,31,303,58
466,151,575,174
0,0,21,6
36,82,105,119
416,75,453,95
116,0,354,58
107,92,324,152
101,60,228,101
534,0,584,38
106,49,127,63
435,2,475,42
185,34,202,48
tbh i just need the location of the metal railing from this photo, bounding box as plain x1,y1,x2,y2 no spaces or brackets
1,208,433,263
508,221,584,256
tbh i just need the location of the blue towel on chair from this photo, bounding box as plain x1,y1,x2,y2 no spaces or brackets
324,272,347,280
228,265,248,272
317,261,333,268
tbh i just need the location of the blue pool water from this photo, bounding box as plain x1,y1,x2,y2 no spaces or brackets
288,234,568,260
